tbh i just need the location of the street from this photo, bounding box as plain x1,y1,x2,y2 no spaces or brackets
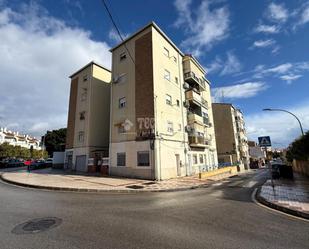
0,169,308,249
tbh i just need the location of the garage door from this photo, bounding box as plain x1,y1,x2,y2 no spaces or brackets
75,155,86,172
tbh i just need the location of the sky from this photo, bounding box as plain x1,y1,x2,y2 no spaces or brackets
0,0,308,147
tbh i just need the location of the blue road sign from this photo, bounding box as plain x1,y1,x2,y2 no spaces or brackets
258,136,272,147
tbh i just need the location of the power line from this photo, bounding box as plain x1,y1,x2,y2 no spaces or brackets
101,0,135,65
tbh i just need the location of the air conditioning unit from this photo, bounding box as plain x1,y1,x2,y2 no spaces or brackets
183,100,190,108
183,82,190,89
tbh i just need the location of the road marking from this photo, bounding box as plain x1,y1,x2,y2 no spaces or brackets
251,188,309,223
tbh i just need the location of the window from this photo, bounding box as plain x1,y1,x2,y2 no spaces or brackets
178,124,182,131
165,94,172,105
193,154,198,164
79,111,85,120
176,99,180,107
172,56,177,63
117,153,126,166
199,154,204,164
78,131,84,142
119,97,126,108
81,88,87,101
83,75,88,82
163,47,169,57
137,151,150,166
164,69,171,81
167,121,173,133
175,77,178,84
120,52,127,61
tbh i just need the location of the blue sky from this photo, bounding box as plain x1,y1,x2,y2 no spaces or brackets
0,0,309,147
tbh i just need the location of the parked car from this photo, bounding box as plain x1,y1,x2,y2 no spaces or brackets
30,159,46,170
45,158,53,167
3,159,24,168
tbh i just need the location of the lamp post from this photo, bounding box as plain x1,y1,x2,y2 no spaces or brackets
263,108,304,136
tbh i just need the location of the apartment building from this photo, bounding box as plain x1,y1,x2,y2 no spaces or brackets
109,22,217,180
0,127,41,150
212,103,249,171
65,61,111,172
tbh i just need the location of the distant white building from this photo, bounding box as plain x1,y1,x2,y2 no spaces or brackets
0,127,41,150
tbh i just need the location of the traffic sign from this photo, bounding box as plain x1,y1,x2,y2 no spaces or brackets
258,136,271,147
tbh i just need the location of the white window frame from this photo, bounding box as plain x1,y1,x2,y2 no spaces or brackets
165,94,172,105
78,131,84,143
119,97,126,108
167,121,174,133
164,69,171,81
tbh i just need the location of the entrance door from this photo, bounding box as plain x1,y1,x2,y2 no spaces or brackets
175,154,181,176
75,155,86,172
67,155,73,170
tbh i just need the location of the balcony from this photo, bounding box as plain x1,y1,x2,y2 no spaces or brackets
184,72,206,91
189,135,208,148
185,90,208,109
187,112,203,125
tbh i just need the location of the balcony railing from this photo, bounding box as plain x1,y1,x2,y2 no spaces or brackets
185,89,209,109
187,112,203,124
188,135,208,148
184,72,206,90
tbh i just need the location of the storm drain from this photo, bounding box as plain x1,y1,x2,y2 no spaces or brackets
126,185,144,189
12,217,62,234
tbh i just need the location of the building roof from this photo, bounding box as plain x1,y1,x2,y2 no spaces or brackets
212,103,243,114
69,61,111,79
109,21,184,57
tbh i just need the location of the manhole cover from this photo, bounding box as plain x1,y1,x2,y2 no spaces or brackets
126,185,144,189
12,217,62,234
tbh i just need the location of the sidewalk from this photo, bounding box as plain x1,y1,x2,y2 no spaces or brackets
0,168,238,193
256,174,309,219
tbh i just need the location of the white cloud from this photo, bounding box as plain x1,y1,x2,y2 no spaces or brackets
220,52,242,75
299,5,309,25
0,3,111,138
174,0,230,56
254,24,279,33
267,2,288,23
280,74,302,84
246,102,309,147
264,63,292,74
108,28,129,44
253,39,276,48
206,52,242,75
212,82,268,102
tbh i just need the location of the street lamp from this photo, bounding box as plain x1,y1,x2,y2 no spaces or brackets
263,108,304,136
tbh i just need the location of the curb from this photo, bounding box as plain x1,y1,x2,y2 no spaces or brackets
255,186,309,220
0,173,210,193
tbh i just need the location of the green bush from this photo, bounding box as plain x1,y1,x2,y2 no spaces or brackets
286,131,309,162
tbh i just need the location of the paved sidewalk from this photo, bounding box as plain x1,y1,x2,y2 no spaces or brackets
0,168,237,192
257,174,309,219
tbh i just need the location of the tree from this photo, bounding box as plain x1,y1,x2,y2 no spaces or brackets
43,128,66,157
286,131,309,162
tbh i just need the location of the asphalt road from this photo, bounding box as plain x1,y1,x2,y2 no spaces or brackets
0,168,308,249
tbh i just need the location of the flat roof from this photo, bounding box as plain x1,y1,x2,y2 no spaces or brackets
213,103,243,114
69,61,111,78
110,21,184,56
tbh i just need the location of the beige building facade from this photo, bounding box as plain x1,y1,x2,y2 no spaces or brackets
109,22,218,180
212,103,249,171
65,61,111,172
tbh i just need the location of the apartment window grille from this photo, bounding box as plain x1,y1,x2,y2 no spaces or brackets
193,154,198,164
119,97,126,108
83,75,88,82
166,94,172,105
117,153,126,166
176,99,180,107
137,151,150,166
199,154,204,164
167,121,174,133
78,131,84,142
164,69,171,81
163,47,169,57
175,77,178,84
120,52,127,61
79,111,85,120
